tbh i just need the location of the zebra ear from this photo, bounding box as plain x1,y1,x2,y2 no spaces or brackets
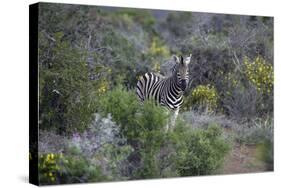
186,54,192,64
172,55,180,64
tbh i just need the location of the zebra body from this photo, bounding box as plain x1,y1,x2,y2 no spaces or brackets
136,55,192,131
136,72,184,110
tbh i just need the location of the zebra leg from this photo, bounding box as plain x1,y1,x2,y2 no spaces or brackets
170,108,179,131
164,109,170,132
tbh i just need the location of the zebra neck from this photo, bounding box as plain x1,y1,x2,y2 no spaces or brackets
170,72,182,97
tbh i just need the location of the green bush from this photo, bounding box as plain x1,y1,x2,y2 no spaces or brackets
98,86,168,178
98,86,169,141
59,154,106,184
39,34,98,134
98,86,139,139
172,124,230,176
133,100,169,178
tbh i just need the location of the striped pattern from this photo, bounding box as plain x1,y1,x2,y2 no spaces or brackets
136,63,189,110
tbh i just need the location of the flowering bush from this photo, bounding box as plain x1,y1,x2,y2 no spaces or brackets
184,85,218,111
38,153,66,184
244,56,273,94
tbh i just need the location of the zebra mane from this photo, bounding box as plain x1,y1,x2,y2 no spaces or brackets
160,58,178,77
171,63,179,74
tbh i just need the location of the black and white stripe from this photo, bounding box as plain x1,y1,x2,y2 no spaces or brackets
136,55,190,110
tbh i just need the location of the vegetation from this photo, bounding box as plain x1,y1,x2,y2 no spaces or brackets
183,84,218,111
244,56,273,94
173,124,230,176
36,3,274,185
38,88,230,183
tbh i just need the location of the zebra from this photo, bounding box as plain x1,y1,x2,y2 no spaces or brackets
136,54,192,131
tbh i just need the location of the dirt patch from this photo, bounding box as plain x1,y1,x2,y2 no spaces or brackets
222,143,267,174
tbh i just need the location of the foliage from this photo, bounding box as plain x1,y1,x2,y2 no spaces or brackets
39,34,98,134
38,152,107,185
98,87,168,179
98,87,230,178
38,153,64,184
36,3,274,184
98,86,139,138
38,114,133,184
172,124,230,176
256,139,274,171
244,56,273,94
149,37,170,57
66,114,133,180
183,84,218,111
132,100,169,178
59,154,107,183
148,37,171,73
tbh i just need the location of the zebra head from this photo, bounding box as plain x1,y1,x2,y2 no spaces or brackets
173,54,192,91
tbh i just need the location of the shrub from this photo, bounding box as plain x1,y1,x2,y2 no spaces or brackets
38,153,105,184
59,155,106,183
183,84,218,111
133,100,169,178
98,86,139,138
98,86,169,143
38,153,64,184
38,153,106,184
172,124,230,176
244,56,273,94
39,34,98,134
98,86,169,178
38,114,134,184
66,114,133,180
